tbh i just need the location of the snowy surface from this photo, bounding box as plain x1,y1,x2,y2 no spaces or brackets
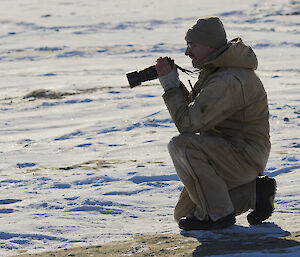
0,0,299,256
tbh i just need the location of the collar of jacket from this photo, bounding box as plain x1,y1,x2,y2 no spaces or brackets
189,67,219,101
196,42,232,70
196,37,258,71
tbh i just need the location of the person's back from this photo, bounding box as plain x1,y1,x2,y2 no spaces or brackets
199,37,271,173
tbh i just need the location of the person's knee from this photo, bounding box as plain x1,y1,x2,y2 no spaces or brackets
168,135,179,154
168,134,189,155
168,135,183,153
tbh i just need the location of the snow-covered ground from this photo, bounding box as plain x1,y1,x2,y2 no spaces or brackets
0,0,299,256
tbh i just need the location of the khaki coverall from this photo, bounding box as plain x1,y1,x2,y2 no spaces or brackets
163,38,270,222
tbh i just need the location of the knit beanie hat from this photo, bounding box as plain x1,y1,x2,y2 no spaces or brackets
185,17,227,49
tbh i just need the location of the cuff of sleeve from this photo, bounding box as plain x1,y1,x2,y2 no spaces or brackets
158,69,180,92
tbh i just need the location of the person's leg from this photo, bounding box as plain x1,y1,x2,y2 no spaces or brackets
168,134,234,222
229,180,256,216
168,133,258,223
174,186,196,223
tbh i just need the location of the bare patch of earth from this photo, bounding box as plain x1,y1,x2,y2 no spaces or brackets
22,88,108,100
13,230,300,257
0,87,114,104
18,159,166,174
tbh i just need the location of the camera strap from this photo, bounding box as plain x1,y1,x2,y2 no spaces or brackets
176,65,198,78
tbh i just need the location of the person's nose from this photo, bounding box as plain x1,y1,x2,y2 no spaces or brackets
185,46,190,56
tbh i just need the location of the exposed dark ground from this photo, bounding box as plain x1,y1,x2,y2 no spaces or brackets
14,230,300,257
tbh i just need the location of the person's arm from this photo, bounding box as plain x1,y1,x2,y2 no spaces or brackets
179,81,190,101
163,73,244,133
156,57,190,100
155,57,180,92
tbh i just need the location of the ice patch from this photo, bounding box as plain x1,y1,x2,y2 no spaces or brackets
35,47,63,51
82,199,131,207
103,189,150,196
282,156,299,162
0,199,22,205
74,175,120,186
0,231,71,242
54,130,85,141
51,183,72,189
56,51,86,58
0,209,14,214
66,206,123,215
129,174,179,184
265,165,300,177
76,143,92,148
17,162,36,168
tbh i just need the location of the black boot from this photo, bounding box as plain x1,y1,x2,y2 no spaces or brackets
247,175,277,225
179,212,236,231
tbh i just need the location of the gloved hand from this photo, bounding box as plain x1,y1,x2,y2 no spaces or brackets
156,57,180,92
158,69,180,92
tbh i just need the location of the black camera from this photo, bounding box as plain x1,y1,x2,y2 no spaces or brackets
126,58,174,88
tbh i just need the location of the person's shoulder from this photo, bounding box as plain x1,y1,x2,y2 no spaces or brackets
216,66,253,76
208,67,243,83
213,67,258,84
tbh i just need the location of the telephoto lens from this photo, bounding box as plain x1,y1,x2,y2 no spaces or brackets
126,57,175,88
126,65,158,88
126,59,195,88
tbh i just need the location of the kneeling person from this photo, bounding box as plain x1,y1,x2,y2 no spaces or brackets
155,17,276,230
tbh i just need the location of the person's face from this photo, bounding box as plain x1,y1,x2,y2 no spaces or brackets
185,42,216,68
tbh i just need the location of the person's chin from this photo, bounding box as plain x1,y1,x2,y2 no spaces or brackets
192,59,198,68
